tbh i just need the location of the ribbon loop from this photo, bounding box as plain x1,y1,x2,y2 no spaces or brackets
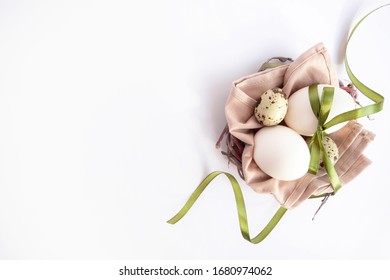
319,87,335,126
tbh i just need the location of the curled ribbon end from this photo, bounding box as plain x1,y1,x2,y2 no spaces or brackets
167,171,287,244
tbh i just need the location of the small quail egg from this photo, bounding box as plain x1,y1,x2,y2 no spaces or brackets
321,136,339,165
254,88,288,126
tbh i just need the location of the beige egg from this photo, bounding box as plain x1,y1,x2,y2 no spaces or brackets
253,125,310,181
284,84,356,136
321,136,339,165
254,88,288,126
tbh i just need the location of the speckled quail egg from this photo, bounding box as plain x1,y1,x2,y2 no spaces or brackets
321,136,339,165
254,88,288,126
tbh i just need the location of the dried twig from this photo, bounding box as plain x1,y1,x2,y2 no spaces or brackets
216,124,245,180
312,194,331,221
340,81,374,120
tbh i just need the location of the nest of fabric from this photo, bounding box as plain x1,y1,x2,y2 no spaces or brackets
218,43,375,209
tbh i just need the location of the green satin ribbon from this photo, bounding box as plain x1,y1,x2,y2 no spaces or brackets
167,171,287,244
308,4,387,194
308,85,342,194
168,5,387,244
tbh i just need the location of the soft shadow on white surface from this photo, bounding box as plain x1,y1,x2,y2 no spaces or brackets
0,0,389,259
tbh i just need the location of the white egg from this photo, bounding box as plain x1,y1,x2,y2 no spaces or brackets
284,84,356,136
253,125,311,181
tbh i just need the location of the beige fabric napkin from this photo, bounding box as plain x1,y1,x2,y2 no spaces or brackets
225,43,374,208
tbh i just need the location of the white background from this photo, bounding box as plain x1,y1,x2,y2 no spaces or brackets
0,0,389,259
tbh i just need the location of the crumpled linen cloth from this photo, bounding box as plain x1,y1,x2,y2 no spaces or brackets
225,42,375,209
